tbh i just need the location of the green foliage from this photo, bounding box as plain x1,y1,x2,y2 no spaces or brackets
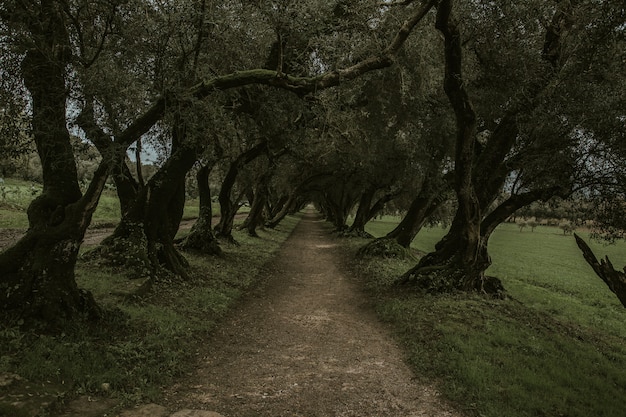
0,215,300,410
356,218,626,417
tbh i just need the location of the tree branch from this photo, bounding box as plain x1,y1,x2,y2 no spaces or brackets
115,1,436,149
574,234,626,308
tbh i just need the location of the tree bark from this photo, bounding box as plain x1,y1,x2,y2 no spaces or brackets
96,121,198,279
398,0,572,294
76,100,139,216
367,191,398,223
265,193,296,229
348,188,376,237
0,5,102,321
177,163,222,255
397,0,499,293
385,171,450,247
267,194,289,220
214,142,267,242
320,180,360,231
401,0,489,291
386,194,441,248
574,234,626,308
243,178,270,237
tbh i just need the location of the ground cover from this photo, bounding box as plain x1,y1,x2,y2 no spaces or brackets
0,201,300,416
351,217,626,417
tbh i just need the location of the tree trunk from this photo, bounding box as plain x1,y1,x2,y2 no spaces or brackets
0,11,102,322
244,182,269,237
240,168,274,237
366,191,398,223
397,1,496,293
385,174,449,248
76,101,140,216
399,0,573,294
326,199,350,231
386,197,436,248
265,193,296,229
321,181,358,232
398,204,499,292
575,234,626,308
214,142,267,242
348,189,375,237
267,194,289,220
96,127,198,279
177,164,222,255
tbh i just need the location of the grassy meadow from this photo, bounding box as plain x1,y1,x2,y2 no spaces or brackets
0,178,222,229
0,178,122,228
354,216,626,417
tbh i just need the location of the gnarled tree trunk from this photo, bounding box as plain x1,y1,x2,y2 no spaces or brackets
177,163,222,255
386,174,449,248
348,188,376,237
214,142,267,242
96,120,198,279
398,0,571,295
399,0,490,292
240,170,273,237
266,194,289,221
265,193,296,229
0,8,103,322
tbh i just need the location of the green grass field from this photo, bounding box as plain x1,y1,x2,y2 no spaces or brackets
0,178,122,228
0,178,225,229
357,216,626,417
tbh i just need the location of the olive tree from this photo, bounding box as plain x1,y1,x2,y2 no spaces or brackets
0,0,438,322
400,0,625,293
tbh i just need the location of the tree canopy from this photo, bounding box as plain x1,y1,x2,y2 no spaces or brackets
1,0,625,321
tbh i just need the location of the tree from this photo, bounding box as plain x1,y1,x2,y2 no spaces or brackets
1,0,438,322
0,0,125,321
398,0,617,293
176,154,223,256
214,141,268,242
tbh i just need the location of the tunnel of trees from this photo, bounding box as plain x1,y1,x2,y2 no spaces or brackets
1,0,625,322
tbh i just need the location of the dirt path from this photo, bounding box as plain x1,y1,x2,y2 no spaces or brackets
162,210,462,417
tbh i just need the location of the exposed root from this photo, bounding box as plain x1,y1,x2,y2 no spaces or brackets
398,262,506,298
338,229,374,239
357,238,414,260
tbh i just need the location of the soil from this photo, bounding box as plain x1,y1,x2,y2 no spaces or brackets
158,211,463,417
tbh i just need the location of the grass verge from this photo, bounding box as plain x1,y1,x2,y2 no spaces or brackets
347,219,626,417
0,215,300,415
